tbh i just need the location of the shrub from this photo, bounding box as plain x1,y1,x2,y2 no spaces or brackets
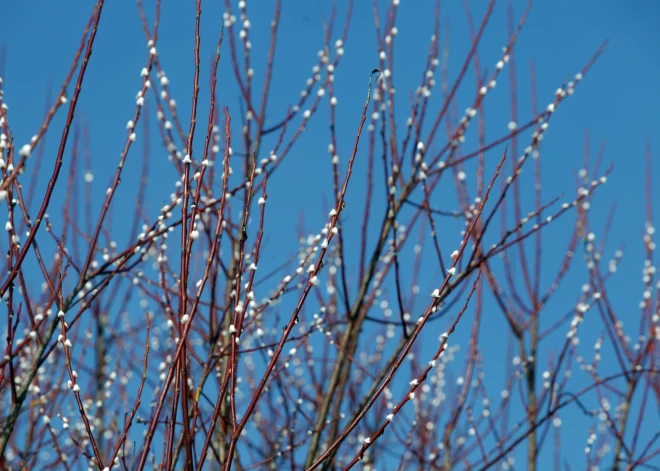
0,1,657,470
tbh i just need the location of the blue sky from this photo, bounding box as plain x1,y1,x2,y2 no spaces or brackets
2,0,660,469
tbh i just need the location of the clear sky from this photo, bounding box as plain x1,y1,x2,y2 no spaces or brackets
2,0,659,469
